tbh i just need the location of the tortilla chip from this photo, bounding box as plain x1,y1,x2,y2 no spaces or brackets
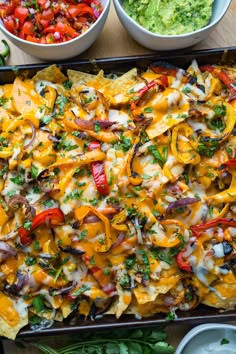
68,69,112,89
0,295,28,340
103,68,138,105
133,275,180,305
145,89,190,139
0,315,28,340
202,282,236,309
32,64,67,83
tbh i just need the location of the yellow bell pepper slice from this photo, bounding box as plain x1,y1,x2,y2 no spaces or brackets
74,206,112,252
171,123,200,165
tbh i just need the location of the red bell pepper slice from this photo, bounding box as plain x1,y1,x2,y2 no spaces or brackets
18,208,65,246
88,141,109,196
176,249,192,272
130,77,168,114
221,159,236,168
200,65,236,102
190,218,236,237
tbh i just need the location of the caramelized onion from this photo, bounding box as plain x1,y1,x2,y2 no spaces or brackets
24,120,36,149
166,197,198,213
75,118,115,131
111,232,125,249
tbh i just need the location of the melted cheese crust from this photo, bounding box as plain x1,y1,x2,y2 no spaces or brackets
0,61,235,339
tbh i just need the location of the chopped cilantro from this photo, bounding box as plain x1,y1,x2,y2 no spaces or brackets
32,295,45,313
63,189,83,203
182,86,191,94
33,240,40,251
213,103,226,117
71,284,90,297
31,165,38,179
25,256,36,266
63,80,73,90
144,106,153,113
78,229,88,240
90,255,96,266
148,145,167,167
23,220,32,230
221,338,230,345
10,174,25,186
40,115,52,125
94,122,101,133
125,255,137,269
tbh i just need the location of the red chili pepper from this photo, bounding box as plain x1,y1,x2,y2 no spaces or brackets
18,208,65,246
190,218,236,237
82,254,115,295
88,142,109,196
221,159,236,169
176,249,192,272
130,78,168,114
200,65,236,102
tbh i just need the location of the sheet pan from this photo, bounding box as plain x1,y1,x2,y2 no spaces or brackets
1,46,236,337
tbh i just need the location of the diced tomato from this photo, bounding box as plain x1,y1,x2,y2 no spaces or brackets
22,21,35,35
46,33,55,43
14,6,29,24
55,22,78,37
42,8,54,21
38,0,47,9
3,17,16,34
26,35,39,43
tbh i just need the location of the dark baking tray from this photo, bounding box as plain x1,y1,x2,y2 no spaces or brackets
1,46,236,337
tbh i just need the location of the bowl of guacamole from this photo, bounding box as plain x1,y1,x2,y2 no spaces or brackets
113,0,232,50
122,0,213,36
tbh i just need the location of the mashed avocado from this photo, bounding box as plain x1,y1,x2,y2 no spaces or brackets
123,0,214,35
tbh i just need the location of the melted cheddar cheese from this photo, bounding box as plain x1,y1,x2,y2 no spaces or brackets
0,60,235,339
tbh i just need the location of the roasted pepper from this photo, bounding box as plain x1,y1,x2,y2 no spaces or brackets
88,141,109,196
18,208,65,246
191,218,236,237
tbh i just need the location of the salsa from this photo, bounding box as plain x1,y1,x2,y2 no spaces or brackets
0,0,103,44
123,0,214,35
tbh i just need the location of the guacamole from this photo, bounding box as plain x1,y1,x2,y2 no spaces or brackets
123,0,214,35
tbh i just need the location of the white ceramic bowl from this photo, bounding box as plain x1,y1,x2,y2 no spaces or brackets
113,0,232,51
175,323,236,354
0,0,110,61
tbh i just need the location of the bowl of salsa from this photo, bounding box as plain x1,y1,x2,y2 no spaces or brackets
0,0,111,60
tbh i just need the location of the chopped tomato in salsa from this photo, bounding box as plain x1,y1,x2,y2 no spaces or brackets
0,0,103,44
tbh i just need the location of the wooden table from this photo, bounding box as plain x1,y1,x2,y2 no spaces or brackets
2,0,236,352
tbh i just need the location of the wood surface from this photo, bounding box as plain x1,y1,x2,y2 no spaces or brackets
1,0,236,352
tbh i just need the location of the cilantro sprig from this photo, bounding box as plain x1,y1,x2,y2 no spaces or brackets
32,327,174,354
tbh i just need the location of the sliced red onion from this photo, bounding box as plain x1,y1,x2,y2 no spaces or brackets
163,296,175,306
8,195,29,209
49,281,76,296
54,31,61,40
134,217,143,244
59,246,85,256
0,241,17,257
48,134,60,143
102,283,116,296
93,7,100,19
24,120,36,149
90,297,113,320
8,194,36,219
84,215,100,223
111,232,125,249
74,118,115,131
3,271,28,296
166,197,198,213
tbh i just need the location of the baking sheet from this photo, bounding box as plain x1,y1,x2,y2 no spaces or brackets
1,46,236,337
